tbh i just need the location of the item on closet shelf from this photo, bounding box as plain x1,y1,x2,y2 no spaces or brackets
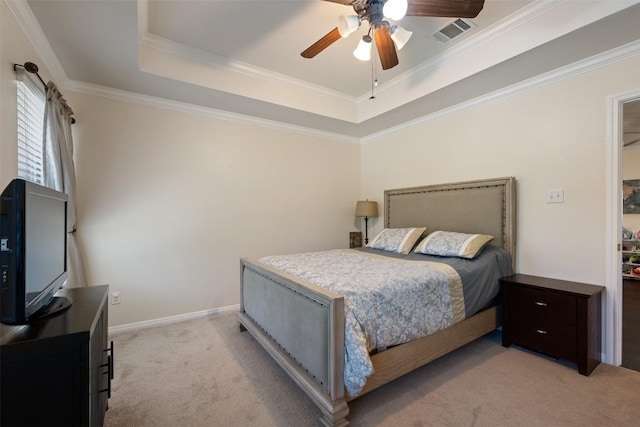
631,254,639,264
633,267,640,276
623,227,634,239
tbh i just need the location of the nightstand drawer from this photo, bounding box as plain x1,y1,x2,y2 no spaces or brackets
509,285,576,325
510,316,577,360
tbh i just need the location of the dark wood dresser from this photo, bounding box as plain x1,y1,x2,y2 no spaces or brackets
0,285,113,426
500,274,604,376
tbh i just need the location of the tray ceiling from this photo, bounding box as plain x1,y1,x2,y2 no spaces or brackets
20,0,640,138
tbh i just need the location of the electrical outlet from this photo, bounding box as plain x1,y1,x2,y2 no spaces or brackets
545,189,564,203
111,291,121,305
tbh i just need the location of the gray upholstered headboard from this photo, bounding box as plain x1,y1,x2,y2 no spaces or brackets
385,177,516,269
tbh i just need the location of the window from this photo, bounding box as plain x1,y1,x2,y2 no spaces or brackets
16,71,46,185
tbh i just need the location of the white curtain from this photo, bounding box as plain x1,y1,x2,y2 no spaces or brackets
43,81,87,288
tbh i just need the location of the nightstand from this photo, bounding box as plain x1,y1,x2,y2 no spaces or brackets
500,274,604,376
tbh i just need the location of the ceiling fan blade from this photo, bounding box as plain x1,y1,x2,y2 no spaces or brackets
407,0,485,18
374,25,399,70
321,0,353,4
301,28,342,58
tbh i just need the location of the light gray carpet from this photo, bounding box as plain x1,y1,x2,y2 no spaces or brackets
105,311,640,426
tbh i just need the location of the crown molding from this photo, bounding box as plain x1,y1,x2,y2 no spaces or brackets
66,38,640,146
138,32,355,104
358,0,640,121
362,39,640,143
10,0,640,145
63,79,360,145
136,0,573,122
136,1,351,102
5,0,69,86
8,0,358,143
364,0,566,104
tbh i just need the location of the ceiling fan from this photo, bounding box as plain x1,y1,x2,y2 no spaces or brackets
301,0,485,70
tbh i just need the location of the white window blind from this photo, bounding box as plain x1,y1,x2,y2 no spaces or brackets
16,69,46,185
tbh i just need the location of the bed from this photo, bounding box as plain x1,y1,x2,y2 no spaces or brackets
237,177,516,426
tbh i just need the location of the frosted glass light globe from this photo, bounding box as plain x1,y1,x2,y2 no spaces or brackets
383,0,408,21
353,36,372,61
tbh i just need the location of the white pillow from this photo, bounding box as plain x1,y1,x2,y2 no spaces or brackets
414,231,494,259
368,227,426,254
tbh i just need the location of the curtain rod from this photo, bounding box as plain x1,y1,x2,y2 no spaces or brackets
13,61,76,124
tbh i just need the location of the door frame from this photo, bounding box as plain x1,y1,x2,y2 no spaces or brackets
607,89,640,365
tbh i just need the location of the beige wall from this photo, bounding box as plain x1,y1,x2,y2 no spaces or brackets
65,92,360,326
362,55,640,288
361,60,640,364
623,148,640,232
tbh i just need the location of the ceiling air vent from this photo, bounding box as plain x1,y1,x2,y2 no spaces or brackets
432,18,476,43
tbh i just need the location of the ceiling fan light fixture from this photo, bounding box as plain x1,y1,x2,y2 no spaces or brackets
353,35,372,61
390,24,412,50
338,15,361,38
383,0,408,21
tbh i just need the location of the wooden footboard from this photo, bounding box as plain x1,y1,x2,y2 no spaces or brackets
237,258,350,427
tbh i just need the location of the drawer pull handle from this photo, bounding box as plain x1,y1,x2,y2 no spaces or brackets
99,355,112,398
535,329,548,335
535,301,547,307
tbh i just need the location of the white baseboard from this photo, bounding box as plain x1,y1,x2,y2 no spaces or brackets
108,304,240,335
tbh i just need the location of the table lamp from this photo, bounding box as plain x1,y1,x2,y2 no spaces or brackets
355,200,378,244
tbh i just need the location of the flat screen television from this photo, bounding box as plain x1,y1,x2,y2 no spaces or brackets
1,178,70,324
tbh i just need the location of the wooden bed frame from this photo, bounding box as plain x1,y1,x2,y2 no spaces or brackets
237,177,516,426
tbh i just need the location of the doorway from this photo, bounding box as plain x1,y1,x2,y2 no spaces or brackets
621,99,640,371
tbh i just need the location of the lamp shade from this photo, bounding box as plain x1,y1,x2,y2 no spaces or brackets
353,36,372,61
355,200,378,217
338,15,361,38
390,24,413,50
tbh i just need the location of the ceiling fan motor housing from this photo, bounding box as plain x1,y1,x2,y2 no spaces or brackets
355,0,387,26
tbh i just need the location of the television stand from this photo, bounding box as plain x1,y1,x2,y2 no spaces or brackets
34,295,73,319
0,285,113,427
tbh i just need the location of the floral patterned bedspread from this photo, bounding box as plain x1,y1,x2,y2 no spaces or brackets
259,249,466,396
